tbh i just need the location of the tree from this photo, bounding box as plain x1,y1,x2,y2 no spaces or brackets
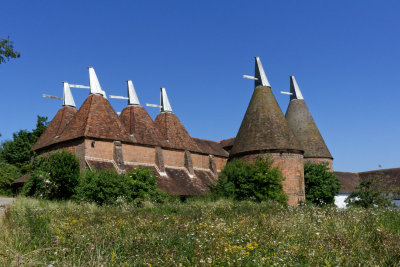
304,162,340,205
0,161,21,196
346,178,395,208
213,158,288,203
0,116,48,168
0,37,20,64
23,150,80,200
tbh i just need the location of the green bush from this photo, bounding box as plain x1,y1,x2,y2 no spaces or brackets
304,162,340,205
22,150,80,200
213,158,287,203
345,178,394,208
75,167,168,205
0,161,21,196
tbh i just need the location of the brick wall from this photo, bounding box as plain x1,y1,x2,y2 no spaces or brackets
192,153,209,169
85,139,114,160
239,153,305,206
304,158,333,171
163,149,185,167
122,144,156,165
215,156,228,172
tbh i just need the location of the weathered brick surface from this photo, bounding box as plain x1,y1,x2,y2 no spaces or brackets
122,144,155,165
113,141,124,171
215,156,228,172
304,158,333,171
192,153,209,169
184,151,194,175
240,152,305,206
163,149,185,167
85,139,114,160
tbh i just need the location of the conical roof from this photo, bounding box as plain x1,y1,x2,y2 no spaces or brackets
32,106,77,151
119,105,165,146
154,112,201,152
285,76,332,159
230,57,302,157
57,94,133,143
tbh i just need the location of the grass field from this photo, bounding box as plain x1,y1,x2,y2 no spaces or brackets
1,197,400,266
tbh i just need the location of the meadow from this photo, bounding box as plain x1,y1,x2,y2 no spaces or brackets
1,197,400,266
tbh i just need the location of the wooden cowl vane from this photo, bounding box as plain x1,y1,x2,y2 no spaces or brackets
284,76,332,160
230,57,303,157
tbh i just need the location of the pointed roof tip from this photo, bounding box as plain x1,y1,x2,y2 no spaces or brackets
127,80,140,106
62,82,76,108
88,67,106,98
160,87,173,113
254,56,271,88
290,75,304,100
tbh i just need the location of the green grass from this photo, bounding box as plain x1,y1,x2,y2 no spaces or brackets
1,197,400,266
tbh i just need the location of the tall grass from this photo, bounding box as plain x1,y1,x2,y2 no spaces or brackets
1,197,400,266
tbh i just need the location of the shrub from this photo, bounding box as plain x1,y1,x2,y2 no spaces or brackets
304,162,340,205
75,167,168,205
345,178,394,208
0,161,21,196
22,150,80,200
213,158,287,203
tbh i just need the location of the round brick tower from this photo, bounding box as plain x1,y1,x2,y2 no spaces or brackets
285,76,333,170
230,57,305,206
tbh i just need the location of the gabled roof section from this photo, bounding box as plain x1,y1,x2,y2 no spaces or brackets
57,94,133,143
285,76,332,159
192,137,229,157
230,57,302,157
119,105,165,146
154,112,201,152
334,172,360,194
32,106,77,151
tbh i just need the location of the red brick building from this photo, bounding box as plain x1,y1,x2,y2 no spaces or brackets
32,59,333,205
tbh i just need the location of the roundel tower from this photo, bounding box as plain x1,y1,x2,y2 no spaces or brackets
285,76,333,170
230,57,305,205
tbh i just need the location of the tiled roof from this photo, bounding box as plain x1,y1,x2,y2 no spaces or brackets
32,106,77,151
358,168,400,193
154,112,201,152
334,172,360,194
230,86,303,157
192,137,229,157
119,105,165,147
57,94,133,143
285,99,332,159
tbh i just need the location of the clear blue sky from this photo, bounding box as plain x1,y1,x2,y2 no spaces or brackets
1,0,399,172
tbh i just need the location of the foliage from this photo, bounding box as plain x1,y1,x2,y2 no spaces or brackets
0,116,48,168
304,162,340,205
0,161,21,196
2,198,400,266
22,150,80,200
0,36,20,64
75,168,168,206
213,158,287,203
346,178,395,208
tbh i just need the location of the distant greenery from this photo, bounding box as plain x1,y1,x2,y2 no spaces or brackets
0,116,48,169
0,161,21,196
22,150,80,200
2,197,400,266
304,162,340,205
0,36,20,64
346,178,395,208
213,158,287,203
75,168,168,206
